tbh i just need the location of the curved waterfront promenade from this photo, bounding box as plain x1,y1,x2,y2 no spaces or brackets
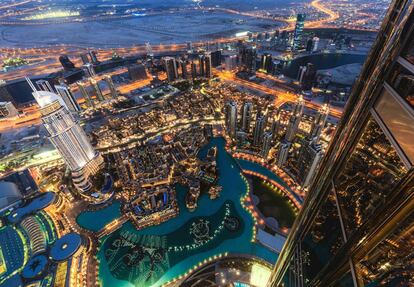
77,137,298,287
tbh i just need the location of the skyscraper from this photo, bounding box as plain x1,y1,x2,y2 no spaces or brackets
164,57,178,82
82,63,96,78
241,102,253,133
299,63,317,90
253,113,266,146
261,132,273,158
268,1,414,286
211,50,222,67
239,45,257,73
204,53,212,78
54,84,81,113
103,75,118,98
285,97,304,142
271,114,281,140
293,14,306,50
27,78,103,192
276,140,291,167
198,55,205,77
309,104,329,142
297,139,323,188
128,63,148,81
225,101,238,139
77,81,94,108
260,53,273,73
90,78,104,101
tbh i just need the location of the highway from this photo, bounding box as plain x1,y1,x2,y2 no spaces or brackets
215,69,342,118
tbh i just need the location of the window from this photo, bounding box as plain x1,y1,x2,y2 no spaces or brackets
387,61,414,108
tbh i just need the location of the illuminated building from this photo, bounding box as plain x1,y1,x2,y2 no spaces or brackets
224,54,238,71
80,53,90,64
77,81,94,107
103,75,118,98
260,53,273,73
299,63,317,90
309,104,329,142
82,63,96,77
0,182,22,213
89,50,99,63
253,113,266,146
271,114,281,140
90,78,104,101
0,101,18,118
311,37,320,52
261,132,273,158
54,84,81,112
293,14,306,50
27,78,103,192
36,79,54,93
198,55,205,77
297,139,323,188
225,101,238,139
239,44,257,73
164,57,179,82
285,97,304,142
191,61,198,79
268,1,414,285
204,53,212,78
241,102,253,133
276,140,290,167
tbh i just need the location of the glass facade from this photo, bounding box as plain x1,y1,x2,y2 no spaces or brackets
387,60,414,108
356,212,414,287
334,116,407,236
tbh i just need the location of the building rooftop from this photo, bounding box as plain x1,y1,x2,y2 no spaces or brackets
50,233,82,262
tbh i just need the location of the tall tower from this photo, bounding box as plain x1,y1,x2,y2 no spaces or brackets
54,84,81,113
297,140,323,188
90,78,104,101
261,132,273,158
241,102,253,133
225,101,238,139
103,75,118,98
27,78,103,192
204,53,212,78
268,1,414,286
293,14,306,50
164,57,178,82
285,96,304,142
253,113,266,146
77,81,94,108
310,104,329,142
271,114,281,140
276,140,291,167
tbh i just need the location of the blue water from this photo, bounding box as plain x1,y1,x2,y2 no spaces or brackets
86,137,289,286
76,201,121,232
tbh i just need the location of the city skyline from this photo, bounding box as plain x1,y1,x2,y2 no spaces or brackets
0,0,412,287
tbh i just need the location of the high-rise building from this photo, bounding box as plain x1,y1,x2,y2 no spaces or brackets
90,78,104,101
54,84,81,112
285,97,304,142
297,139,323,187
103,75,118,98
309,104,329,142
241,102,253,133
253,113,266,146
82,63,96,78
224,54,238,71
145,42,154,58
260,53,273,73
239,45,257,73
77,81,94,108
180,59,189,79
59,55,76,70
293,14,306,50
211,50,222,67
80,53,90,64
27,78,103,192
164,57,178,82
0,101,18,118
204,53,212,78
299,63,317,90
225,101,238,139
128,64,148,81
261,132,273,158
198,55,205,77
271,114,281,140
36,80,54,93
268,2,414,286
89,51,99,63
191,61,198,79
276,140,291,167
